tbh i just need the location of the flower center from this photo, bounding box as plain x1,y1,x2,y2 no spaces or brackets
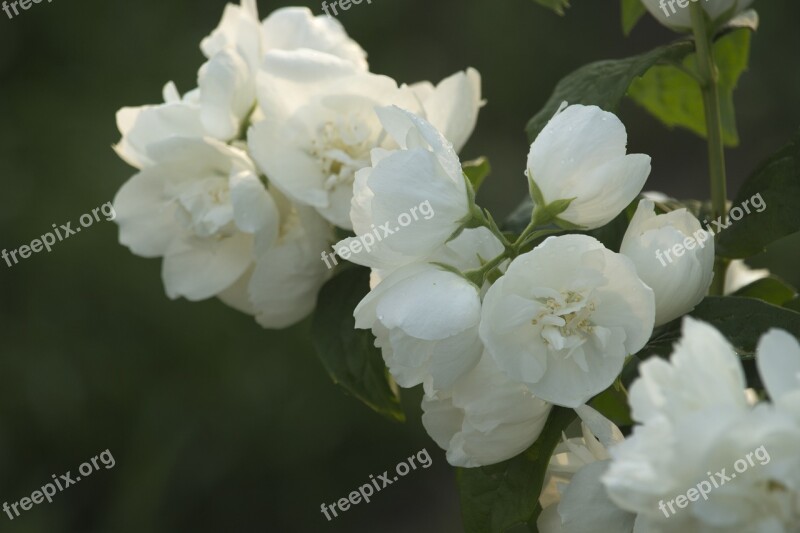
172,176,236,239
530,289,602,370
310,116,373,191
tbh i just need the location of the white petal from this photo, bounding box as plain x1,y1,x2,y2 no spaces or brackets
375,269,481,340
261,7,368,69
114,98,205,168
162,232,253,301
757,328,800,405
415,68,483,153
557,461,636,533
229,168,279,240
248,207,333,329
198,48,255,141
113,169,180,257
217,265,255,315
200,0,263,69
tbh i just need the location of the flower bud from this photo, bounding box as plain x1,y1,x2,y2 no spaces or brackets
640,0,754,32
620,199,714,326
526,105,651,230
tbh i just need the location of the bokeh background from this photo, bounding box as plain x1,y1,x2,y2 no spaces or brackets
1,0,799,531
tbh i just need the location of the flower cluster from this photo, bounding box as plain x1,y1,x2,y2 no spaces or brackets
539,317,800,532
109,2,799,532
349,101,717,466
112,1,482,328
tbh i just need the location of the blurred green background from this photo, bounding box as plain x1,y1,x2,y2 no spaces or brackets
0,0,798,531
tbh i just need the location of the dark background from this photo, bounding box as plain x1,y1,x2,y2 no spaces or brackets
0,0,798,531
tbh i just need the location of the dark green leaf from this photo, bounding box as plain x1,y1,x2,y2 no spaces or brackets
626,297,800,389
463,157,492,191
732,277,797,306
634,296,800,363
627,29,752,146
692,297,800,355
590,386,633,427
621,0,647,36
525,41,694,142
717,128,800,258
532,0,570,16
786,297,800,313
311,267,405,422
457,407,575,533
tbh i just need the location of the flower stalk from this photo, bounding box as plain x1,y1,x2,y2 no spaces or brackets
690,4,729,295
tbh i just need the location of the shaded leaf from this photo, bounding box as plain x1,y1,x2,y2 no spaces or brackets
463,157,492,191
717,128,800,258
532,0,570,16
311,267,405,422
732,276,797,306
627,29,752,146
625,297,800,388
621,0,647,36
525,41,694,142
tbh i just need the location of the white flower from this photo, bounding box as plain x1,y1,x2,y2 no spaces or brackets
527,104,651,230
115,3,367,164
421,354,552,468
641,0,754,32
603,317,800,532
249,48,481,229
199,4,369,141
627,316,748,425
724,259,770,294
479,234,655,408
113,137,279,303
620,199,715,326
247,197,334,328
538,406,634,533
333,106,473,270
248,50,416,228
357,266,482,393
354,228,503,394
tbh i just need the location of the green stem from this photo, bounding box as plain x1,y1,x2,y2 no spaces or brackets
690,5,729,296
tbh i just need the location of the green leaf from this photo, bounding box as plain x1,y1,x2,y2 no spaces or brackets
463,157,491,191
525,41,694,142
590,386,633,427
625,297,800,389
627,29,752,146
732,277,797,306
717,129,800,258
692,297,800,355
311,267,405,422
621,0,647,36
532,0,570,16
457,407,575,533
634,296,800,362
